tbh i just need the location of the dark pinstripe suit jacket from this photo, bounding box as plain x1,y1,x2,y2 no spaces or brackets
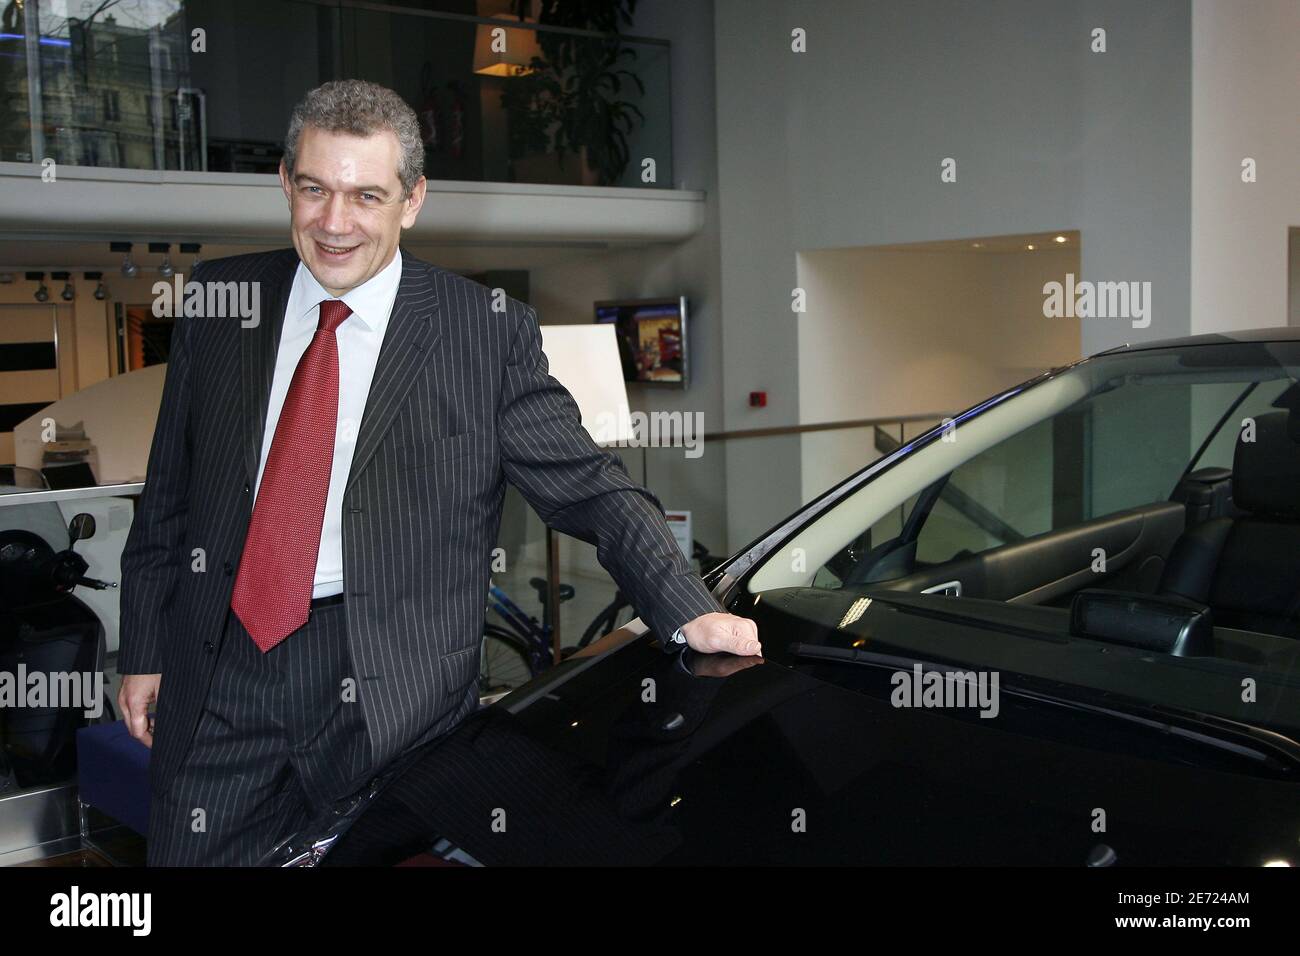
117,246,725,796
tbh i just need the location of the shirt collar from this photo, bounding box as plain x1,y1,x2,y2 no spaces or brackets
291,247,404,332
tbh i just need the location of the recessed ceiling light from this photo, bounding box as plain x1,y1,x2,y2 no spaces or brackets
1026,244,1036,251
971,242,983,248
1054,235,1068,243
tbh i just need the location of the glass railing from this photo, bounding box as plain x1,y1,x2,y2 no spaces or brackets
0,0,673,188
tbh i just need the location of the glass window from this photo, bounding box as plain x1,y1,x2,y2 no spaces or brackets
750,342,1300,598
743,341,1300,738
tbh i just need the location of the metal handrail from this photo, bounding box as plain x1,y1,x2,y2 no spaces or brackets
0,483,144,507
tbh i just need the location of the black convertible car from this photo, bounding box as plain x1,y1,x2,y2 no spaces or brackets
272,328,1300,866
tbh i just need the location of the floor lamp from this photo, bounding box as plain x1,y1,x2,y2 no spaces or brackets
536,323,634,663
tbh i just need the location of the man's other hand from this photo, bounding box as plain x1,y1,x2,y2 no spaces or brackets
119,674,161,748
681,612,761,656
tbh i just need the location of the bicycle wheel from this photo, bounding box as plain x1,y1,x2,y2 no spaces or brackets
479,626,534,696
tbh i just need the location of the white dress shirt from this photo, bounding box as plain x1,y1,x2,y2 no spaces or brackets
252,248,403,598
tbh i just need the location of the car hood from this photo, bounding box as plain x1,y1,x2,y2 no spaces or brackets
324,590,1300,866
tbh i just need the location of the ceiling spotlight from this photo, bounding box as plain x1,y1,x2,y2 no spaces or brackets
86,271,106,300
111,241,138,278
971,242,983,249
150,242,173,278
180,242,202,267
52,271,74,301
26,271,48,302
1026,244,1036,251
1054,235,1068,244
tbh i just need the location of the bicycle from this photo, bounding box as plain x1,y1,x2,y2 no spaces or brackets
479,576,574,696
577,539,725,650
478,540,725,697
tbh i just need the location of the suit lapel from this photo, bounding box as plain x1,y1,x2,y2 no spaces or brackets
241,248,444,498
345,251,442,495
241,250,297,489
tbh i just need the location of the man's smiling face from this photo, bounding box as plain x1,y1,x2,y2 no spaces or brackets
279,125,426,296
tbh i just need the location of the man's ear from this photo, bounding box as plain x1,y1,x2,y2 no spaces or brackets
400,176,427,229
279,160,293,206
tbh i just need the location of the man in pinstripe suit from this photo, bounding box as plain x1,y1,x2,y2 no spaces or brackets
115,80,760,866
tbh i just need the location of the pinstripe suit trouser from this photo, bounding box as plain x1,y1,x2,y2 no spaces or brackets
146,599,372,866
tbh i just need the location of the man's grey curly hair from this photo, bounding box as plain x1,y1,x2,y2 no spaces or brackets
283,79,424,198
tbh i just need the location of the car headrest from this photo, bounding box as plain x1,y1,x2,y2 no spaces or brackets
1270,381,1300,443
1234,410,1300,519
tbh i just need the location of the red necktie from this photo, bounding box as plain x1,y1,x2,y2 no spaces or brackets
231,299,351,652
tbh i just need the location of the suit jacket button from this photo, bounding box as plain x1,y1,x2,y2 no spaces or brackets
204,640,215,653
223,561,234,575
243,481,251,494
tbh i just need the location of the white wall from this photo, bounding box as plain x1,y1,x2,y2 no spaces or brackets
526,0,731,554
796,245,1080,502
715,0,1193,549
1190,0,1300,334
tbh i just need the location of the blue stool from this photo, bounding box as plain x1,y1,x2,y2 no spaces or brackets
76,720,151,862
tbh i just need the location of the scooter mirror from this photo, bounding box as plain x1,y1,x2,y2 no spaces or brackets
68,512,96,543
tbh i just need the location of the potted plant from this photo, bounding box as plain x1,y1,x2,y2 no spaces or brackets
502,0,646,187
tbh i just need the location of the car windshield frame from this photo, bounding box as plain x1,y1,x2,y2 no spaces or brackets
742,338,1300,594
729,337,1300,734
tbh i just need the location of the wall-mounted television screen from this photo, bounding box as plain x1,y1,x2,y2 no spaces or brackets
594,296,689,387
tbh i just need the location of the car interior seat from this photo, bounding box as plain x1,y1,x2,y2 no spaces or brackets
1158,410,1300,637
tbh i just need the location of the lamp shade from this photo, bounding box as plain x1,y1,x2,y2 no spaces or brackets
472,13,541,77
539,323,634,446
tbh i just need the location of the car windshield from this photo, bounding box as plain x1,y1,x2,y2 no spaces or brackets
744,339,1300,735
